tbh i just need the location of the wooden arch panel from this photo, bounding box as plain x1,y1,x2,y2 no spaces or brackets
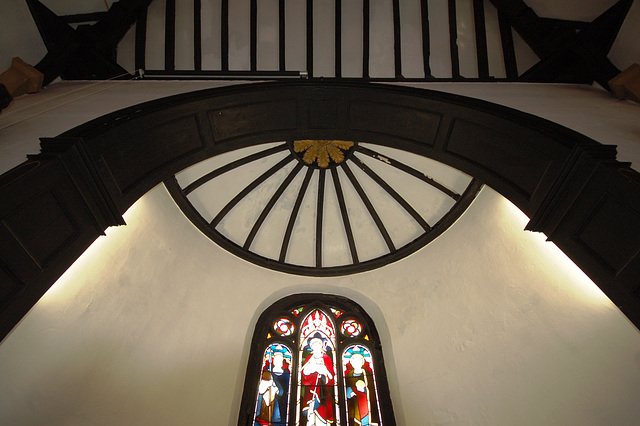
1,81,639,338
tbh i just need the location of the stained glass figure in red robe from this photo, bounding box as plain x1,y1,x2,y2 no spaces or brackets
297,309,339,426
300,335,335,425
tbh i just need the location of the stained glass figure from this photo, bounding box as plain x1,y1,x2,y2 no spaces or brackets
274,318,295,336
254,344,293,426
240,295,395,426
341,319,362,337
343,345,381,426
296,309,339,426
330,308,344,318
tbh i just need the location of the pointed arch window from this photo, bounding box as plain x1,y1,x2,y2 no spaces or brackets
239,294,395,426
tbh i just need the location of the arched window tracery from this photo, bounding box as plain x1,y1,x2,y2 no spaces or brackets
239,294,395,426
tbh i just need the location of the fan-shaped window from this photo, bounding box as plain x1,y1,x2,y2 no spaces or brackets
166,140,480,276
238,294,395,425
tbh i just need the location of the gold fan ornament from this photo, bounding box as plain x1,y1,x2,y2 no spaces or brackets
293,140,355,168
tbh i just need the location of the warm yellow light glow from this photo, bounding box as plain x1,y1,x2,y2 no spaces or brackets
37,188,613,318
500,198,612,306
36,197,147,306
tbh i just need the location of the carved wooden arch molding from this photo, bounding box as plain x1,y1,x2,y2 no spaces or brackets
1,81,639,340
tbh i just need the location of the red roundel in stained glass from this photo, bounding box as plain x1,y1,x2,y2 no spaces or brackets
341,319,362,337
274,318,294,336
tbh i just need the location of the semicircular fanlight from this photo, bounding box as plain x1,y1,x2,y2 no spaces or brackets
166,140,481,276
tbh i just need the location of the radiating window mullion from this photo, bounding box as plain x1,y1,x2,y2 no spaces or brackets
280,167,315,262
351,154,431,231
316,168,326,267
331,168,359,265
244,162,304,249
340,162,396,253
210,154,294,227
169,139,481,276
184,143,289,195
356,145,461,200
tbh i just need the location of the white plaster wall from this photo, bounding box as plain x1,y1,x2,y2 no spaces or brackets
0,2,639,424
1,82,640,426
1,179,639,425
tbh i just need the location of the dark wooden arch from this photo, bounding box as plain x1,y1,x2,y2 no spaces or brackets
1,81,639,339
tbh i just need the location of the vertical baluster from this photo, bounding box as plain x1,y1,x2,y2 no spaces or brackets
448,0,460,78
165,0,176,71
279,0,286,71
251,0,257,71
221,0,229,71
194,0,202,71
363,0,369,78
335,0,342,78
420,0,431,77
392,0,402,78
473,0,489,79
307,0,314,77
134,6,148,72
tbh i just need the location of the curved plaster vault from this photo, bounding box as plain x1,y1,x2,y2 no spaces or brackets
0,81,639,338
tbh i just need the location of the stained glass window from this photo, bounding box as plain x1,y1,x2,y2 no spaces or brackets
343,345,381,426
340,320,362,337
274,318,295,337
239,294,395,426
296,309,339,425
330,308,344,318
254,344,293,425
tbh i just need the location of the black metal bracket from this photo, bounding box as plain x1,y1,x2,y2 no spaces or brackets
26,0,154,86
489,0,633,89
